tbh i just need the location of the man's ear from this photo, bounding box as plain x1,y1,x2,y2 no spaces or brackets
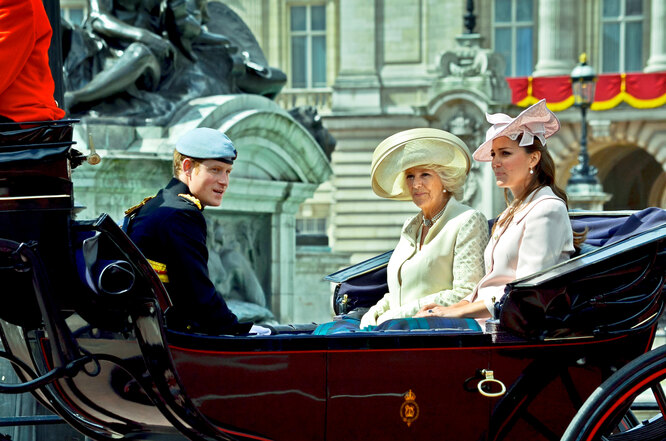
182,158,193,175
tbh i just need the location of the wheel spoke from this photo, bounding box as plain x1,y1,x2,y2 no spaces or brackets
651,382,666,417
620,411,639,430
560,345,666,441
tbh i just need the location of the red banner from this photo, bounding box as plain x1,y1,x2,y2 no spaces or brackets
507,72,666,111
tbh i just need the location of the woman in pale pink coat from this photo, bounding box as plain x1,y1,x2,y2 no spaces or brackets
416,99,584,320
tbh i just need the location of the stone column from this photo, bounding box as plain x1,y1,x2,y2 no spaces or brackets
268,183,319,323
266,0,280,68
331,0,381,113
271,211,295,323
645,0,666,73
532,0,576,77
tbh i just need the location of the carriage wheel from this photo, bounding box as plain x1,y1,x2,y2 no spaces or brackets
561,344,666,441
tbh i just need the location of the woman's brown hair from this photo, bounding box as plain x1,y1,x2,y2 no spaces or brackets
492,135,587,249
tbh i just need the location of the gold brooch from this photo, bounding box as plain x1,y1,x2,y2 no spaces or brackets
400,389,419,427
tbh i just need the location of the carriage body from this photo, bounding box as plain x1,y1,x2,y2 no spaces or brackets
0,121,664,441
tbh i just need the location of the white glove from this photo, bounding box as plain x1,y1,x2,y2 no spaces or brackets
376,308,399,326
249,325,271,336
360,306,381,329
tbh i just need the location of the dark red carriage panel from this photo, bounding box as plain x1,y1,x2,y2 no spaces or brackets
169,341,327,440
326,344,491,440
485,329,656,441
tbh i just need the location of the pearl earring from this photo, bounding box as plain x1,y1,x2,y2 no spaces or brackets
442,189,447,193
529,168,534,175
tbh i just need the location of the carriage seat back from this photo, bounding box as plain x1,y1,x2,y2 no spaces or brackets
500,219,666,340
0,120,80,328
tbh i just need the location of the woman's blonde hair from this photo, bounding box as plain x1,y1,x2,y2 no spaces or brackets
492,135,587,249
397,163,468,201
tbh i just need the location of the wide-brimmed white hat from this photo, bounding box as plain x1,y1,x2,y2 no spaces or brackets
370,128,471,200
473,99,560,162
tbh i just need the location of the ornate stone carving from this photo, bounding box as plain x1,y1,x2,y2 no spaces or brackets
444,109,481,138
433,34,510,103
207,215,275,323
442,109,485,208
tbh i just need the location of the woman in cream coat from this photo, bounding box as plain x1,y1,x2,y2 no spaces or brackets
360,128,489,328
416,100,582,320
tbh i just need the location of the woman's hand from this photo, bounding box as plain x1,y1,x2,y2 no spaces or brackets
414,305,456,318
415,300,489,319
416,303,438,314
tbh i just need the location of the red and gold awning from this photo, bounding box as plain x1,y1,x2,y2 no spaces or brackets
507,72,666,111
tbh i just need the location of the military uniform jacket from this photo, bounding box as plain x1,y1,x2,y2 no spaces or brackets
125,178,247,334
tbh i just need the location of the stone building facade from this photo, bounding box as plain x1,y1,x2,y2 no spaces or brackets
59,0,666,265
220,0,666,263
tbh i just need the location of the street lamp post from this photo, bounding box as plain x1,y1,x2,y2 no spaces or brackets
566,54,611,210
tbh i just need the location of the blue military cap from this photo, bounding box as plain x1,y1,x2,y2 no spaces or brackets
175,128,237,164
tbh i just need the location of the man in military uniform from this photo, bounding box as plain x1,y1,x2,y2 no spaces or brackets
124,128,256,335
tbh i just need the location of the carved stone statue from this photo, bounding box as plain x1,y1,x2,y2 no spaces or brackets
442,108,484,208
287,106,337,159
444,110,481,138
207,217,275,323
63,0,286,123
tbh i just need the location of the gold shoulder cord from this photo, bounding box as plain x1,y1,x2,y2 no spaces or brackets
178,193,202,210
124,196,155,216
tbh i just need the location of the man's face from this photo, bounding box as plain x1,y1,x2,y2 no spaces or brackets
185,158,232,207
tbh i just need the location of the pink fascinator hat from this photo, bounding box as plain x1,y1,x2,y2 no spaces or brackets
472,99,560,162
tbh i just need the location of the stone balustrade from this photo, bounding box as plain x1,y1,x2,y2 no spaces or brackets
276,88,333,114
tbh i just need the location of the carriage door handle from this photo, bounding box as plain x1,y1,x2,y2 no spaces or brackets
477,369,506,397
464,369,507,398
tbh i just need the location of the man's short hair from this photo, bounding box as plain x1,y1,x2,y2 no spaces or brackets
173,150,201,177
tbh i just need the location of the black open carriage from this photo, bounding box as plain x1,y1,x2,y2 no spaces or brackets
0,120,665,441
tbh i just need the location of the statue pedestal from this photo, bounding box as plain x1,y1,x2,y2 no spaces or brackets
294,248,351,323
72,94,332,323
566,182,612,211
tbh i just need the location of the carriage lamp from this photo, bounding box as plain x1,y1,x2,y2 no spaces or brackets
568,53,598,186
566,54,610,210
571,53,597,107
